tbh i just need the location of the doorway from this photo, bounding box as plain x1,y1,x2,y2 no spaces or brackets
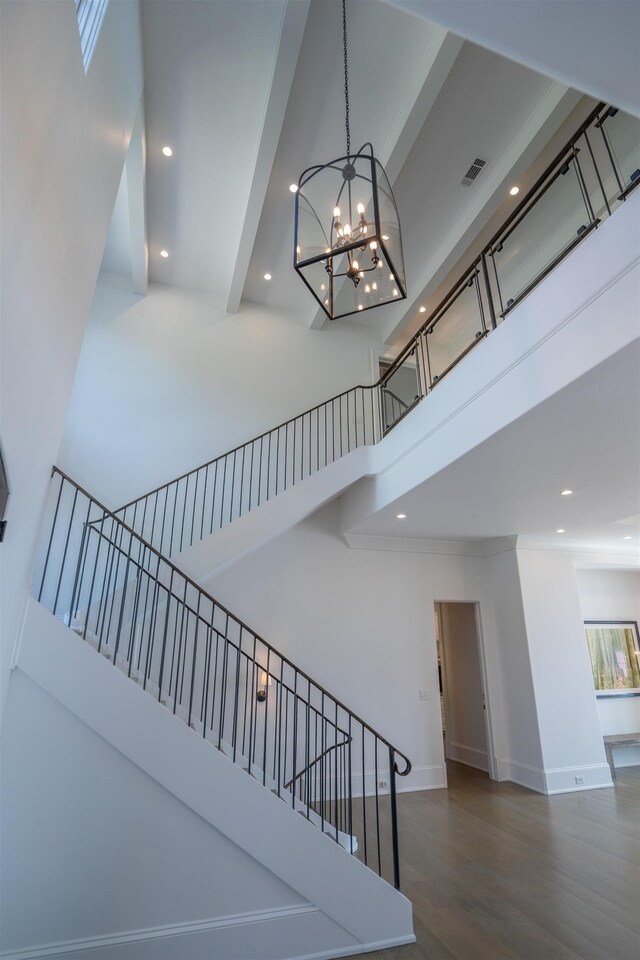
435,601,495,779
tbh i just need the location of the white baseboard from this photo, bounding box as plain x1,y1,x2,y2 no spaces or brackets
544,762,613,794
445,741,488,772
0,907,416,960
495,758,614,794
496,758,547,793
0,905,316,960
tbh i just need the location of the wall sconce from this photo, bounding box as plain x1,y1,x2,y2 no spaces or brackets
256,670,272,702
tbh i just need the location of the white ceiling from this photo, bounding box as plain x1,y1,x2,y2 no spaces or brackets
387,0,640,118
102,0,602,344
350,342,640,555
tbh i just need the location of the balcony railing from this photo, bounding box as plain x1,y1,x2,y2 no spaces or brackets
113,103,639,551
379,101,639,432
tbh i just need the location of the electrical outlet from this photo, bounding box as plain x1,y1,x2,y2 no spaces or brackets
378,780,387,789
574,775,585,784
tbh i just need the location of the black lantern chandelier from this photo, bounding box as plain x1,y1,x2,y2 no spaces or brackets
293,0,406,321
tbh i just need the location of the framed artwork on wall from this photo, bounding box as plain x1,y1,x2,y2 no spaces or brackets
584,621,640,698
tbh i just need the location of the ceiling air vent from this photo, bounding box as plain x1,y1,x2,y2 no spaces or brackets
460,157,488,186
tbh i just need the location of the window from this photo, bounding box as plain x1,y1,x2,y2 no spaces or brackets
75,0,109,73
585,621,640,696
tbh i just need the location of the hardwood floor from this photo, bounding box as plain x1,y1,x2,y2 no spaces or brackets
360,762,640,960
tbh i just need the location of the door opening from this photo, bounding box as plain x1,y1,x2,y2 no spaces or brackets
435,601,495,779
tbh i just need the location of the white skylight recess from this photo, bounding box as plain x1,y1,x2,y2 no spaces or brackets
75,0,109,73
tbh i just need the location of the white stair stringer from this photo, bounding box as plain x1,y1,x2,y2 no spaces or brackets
54,615,360,855
16,598,414,953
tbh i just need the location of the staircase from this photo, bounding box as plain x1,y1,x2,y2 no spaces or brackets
34,467,412,891
112,101,639,569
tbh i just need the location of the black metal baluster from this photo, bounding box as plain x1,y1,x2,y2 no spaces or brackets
229,450,237,524
262,649,271,786
38,472,64,603
187,592,202,728
220,456,228,528
231,631,242,761
209,460,219,535
248,441,255,511
52,485,78,617
266,432,272,501
168,482,180,556
374,738,381,877
247,635,258,771
190,471,199,548
583,125,611,216
389,747,401,889
361,731,368,867
291,670,298,807
157,571,175,703
200,465,209,541
217,627,230,749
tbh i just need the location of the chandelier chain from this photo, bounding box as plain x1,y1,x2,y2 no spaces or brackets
342,0,350,158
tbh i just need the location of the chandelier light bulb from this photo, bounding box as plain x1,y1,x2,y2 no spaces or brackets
419,306,426,313
392,288,399,297
290,183,298,193
372,282,377,291
333,206,341,218
343,223,351,235
382,235,389,241
352,259,359,270
370,241,377,250
365,283,371,293
357,202,365,215
358,304,363,310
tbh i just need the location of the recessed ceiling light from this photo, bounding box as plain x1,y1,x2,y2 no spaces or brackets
396,513,406,519
160,250,169,258
264,273,271,280
509,185,519,196
556,528,565,534
289,183,298,193
162,146,173,157
624,535,632,540
560,489,573,496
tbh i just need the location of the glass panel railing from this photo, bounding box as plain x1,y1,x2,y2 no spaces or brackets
489,152,596,315
380,346,421,432
598,107,640,197
423,272,487,386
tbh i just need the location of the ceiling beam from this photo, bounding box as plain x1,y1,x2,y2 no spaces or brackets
308,26,464,330
225,0,310,314
382,82,581,345
385,0,640,118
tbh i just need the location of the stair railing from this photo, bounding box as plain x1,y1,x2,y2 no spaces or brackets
113,383,381,558
35,467,412,889
113,103,638,555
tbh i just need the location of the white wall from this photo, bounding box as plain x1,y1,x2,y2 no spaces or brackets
0,670,305,956
204,503,550,795
0,0,144,720
482,546,544,787
516,549,612,792
576,567,640,766
58,276,384,508
438,602,488,771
